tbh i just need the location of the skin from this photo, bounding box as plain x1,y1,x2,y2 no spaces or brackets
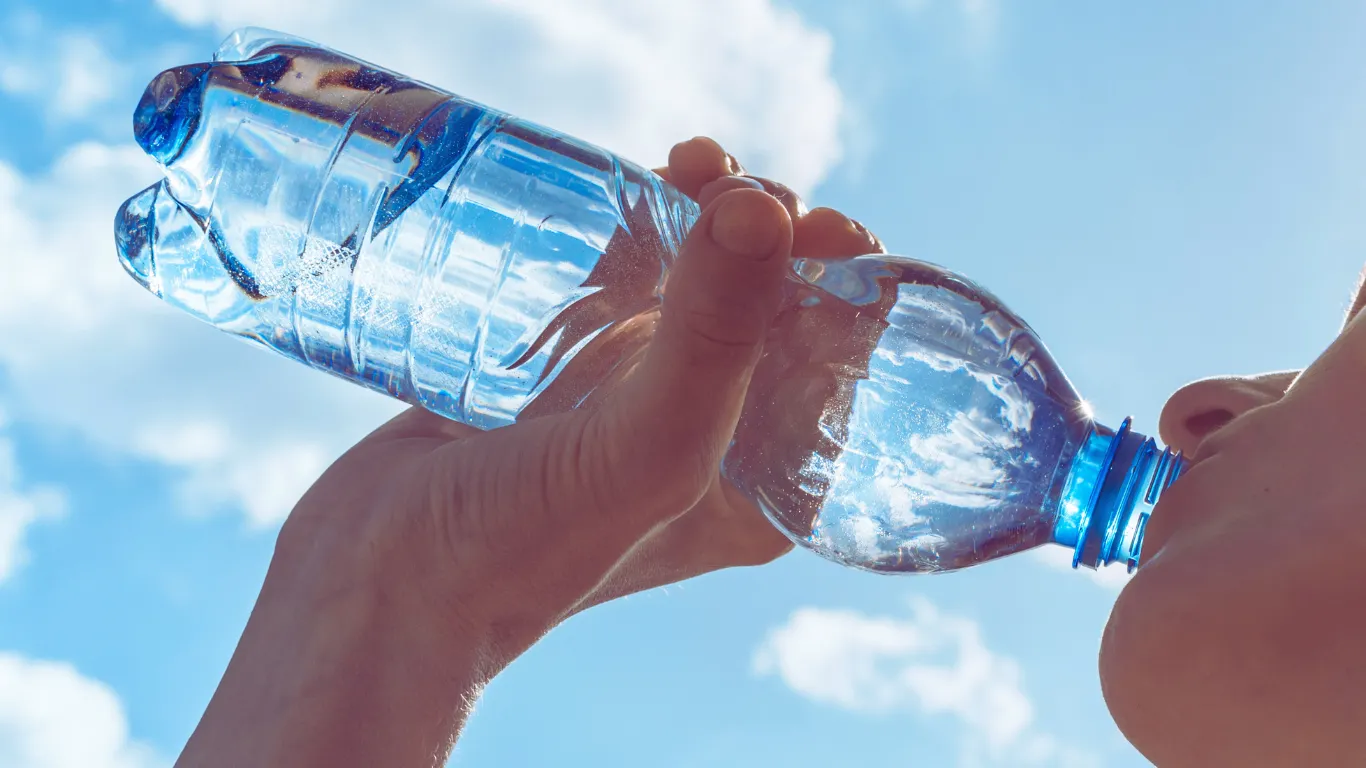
1101,285,1366,764
174,134,1366,767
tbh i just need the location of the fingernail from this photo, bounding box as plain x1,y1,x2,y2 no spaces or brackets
698,175,765,208
752,178,806,218
709,191,784,260
851,218,885,252
726,153,746,175
850,218,879,248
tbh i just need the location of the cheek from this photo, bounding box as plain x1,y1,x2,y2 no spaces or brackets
1100,484,1366,765
1099,548,1268,763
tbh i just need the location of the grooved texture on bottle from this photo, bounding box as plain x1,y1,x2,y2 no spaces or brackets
722,257,1090,572
119,32,697,430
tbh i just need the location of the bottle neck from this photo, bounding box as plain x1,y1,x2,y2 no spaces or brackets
1052,418,1187,572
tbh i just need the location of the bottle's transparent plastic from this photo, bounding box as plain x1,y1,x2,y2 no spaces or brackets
116,27,1184,575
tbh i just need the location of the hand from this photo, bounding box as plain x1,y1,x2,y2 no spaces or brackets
175,137,884,768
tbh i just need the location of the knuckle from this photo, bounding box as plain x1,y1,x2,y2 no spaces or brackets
678,302,763,352
577,407,715,522
752,177,806,217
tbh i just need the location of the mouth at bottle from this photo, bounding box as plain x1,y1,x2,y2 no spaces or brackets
1059,418,1187,572
133,63,210,165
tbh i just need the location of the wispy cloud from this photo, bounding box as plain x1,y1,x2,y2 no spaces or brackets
0,652,164,768
152,0,845,197
0,13,125,123
0,410,65,584
959,0,1001,48
901,0,1002,53
754,597,1099,767
0,143,382,528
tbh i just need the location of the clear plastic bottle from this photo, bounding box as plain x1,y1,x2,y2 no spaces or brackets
116,27,1184,575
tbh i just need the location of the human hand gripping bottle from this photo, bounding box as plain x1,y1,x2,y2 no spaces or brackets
115,28,1185,576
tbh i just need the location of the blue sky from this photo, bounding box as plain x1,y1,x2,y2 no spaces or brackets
1,0,1364,766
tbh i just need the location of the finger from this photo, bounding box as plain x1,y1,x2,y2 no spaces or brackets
792,207,885,259
667,136,737,199
697,175,765,208
589,188,793,515
745,176,806,220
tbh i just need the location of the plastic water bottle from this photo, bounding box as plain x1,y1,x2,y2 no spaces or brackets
116,28,1185,575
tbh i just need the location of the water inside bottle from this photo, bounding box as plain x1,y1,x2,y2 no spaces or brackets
117,31,1097,574
726,255,1092,572
117,38,695,429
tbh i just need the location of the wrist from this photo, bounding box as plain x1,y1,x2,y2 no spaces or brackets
177,553,519,768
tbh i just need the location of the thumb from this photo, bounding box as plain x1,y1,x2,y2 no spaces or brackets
585,187,793,517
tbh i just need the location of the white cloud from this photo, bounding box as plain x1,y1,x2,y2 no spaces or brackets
1033,545,1134,590
163,441,332,530
960,0,1000,38
753,598,1098,767
151,0,844,196
0,417,65,584
0,144,400,527
0,653,163,768
50,34,120,120
0,16,124,122
901,0,1000,51
754,599,1031,748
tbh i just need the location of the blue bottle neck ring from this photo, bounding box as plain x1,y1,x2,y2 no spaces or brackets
1052,418,1186,573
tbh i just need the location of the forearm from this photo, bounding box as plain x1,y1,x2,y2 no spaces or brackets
176,556,502,768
